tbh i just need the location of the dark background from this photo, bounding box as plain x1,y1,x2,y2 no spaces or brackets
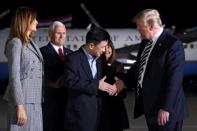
0,0,197,32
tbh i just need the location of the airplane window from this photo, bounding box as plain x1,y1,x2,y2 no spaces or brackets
184,45,187,49
67,45,71,49
190,44,194,49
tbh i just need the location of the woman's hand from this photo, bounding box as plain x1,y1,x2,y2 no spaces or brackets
17,104,27,126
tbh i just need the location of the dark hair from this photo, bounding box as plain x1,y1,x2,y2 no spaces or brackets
86,27,110,45
106,39,116,64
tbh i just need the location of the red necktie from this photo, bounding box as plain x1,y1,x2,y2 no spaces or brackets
58,48,64,62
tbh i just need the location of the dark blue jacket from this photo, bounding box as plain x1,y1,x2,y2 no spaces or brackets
64,47,103,131
125,30,188,123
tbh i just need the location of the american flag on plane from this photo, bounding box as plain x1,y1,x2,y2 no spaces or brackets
37,15,72,28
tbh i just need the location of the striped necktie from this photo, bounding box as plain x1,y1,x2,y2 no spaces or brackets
137,40,153,97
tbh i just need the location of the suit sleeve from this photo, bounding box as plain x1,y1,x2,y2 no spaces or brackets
64,56,98,95
161,40,185,112
7,38,25,105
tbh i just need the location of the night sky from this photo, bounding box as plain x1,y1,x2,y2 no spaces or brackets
0,0,197,32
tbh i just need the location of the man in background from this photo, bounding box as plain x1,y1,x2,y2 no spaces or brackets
40,21,72,131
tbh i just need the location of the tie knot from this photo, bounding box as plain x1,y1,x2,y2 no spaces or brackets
148,40,153,45
143,39,153,45
58,48,63,53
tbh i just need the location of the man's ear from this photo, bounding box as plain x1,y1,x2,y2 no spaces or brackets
89,43,94,49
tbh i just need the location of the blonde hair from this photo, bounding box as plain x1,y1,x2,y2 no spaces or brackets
10,7,37,46
133,9,163,29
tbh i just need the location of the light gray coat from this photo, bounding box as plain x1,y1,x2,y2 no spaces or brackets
4,37,44,131
4,38,43,105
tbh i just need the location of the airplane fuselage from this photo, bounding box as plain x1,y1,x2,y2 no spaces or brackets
0,28,197,81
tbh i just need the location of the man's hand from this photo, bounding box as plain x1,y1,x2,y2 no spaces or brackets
56,75,65,87
157,109,170,126
114,77,125,96
99,76,117,95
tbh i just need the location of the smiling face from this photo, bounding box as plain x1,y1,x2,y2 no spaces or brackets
90,40,108,57
105,45,112,60
50,25,67,46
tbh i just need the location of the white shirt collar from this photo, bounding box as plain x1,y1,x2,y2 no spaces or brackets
50,42,64,54
152,27,163,44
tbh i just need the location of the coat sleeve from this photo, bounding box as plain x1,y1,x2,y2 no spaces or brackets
7,38,25,105
161,40,185,112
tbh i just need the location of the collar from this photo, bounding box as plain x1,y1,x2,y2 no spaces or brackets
152,27,163,44
82,47,99,61
50,42,64,53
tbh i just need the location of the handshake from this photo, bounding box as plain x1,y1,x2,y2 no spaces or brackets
99,76,125,96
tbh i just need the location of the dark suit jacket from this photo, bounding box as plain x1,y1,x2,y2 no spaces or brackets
64,47,103,131
40,43,72,84
125,30,188,123
40,43,72,131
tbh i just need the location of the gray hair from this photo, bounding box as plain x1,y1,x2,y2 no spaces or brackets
133,9,163,29
48,21,65,35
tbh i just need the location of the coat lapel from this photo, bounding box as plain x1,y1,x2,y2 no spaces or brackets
79,48,93,80
146,30,166,72
47,43,62,60
96,57,102,79
28,39,43,62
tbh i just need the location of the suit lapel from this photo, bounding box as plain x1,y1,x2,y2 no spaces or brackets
47,43,61,60
63,47,70,56
79,48,93,80
96,57,102,79
146,30,166,71
48,43,71,61
28,39,43,61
